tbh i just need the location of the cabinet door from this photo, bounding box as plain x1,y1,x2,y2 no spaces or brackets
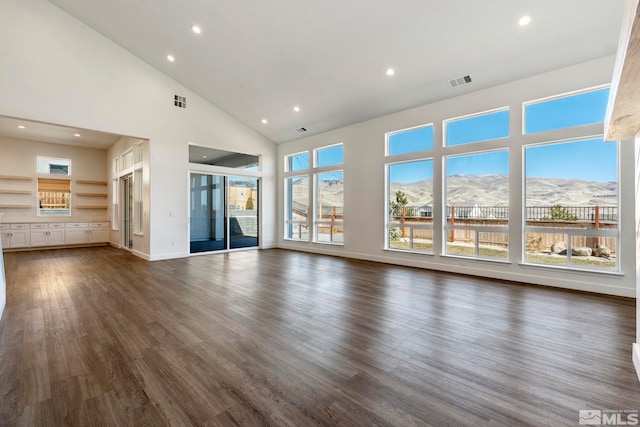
88,228,108,243
1,231,9,249
65,229,88,245
48,229,65,246
10,230,30,248
30,230,47,247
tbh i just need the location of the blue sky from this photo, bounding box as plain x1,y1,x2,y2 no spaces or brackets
292,88,616,184
388,87,616,183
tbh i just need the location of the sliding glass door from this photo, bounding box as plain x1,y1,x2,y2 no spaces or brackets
229,176,259,249
190,173,259,253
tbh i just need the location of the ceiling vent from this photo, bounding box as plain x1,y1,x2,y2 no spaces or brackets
296,127,307,133
174,94,187,108
448,75,472,88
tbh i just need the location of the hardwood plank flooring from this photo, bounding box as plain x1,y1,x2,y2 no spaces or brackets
0,246,638,426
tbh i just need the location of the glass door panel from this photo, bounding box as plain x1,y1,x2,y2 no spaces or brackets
190,174,226,253
229,176,259,249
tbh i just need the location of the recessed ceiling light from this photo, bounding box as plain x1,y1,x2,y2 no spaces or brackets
293,106,300,112
73,133,81,137
192,25,201,34
519,15,532,26
261,119,268,124
202,155,207,159
167,54,175,62
386,68,395,76
17,125,25,129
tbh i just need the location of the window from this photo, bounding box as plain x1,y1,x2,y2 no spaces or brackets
315,171,343,243
286,152,309,172
387,160,433,252
444,150,509,259
122,150,133,170
38,178,71,216
445,108,509,147
285,176,309,241
387,125,434,156
524,138,618,271
37,156,71,175
315,144,343,167
134,143,143,165
284,143,344,244
524,87,609,134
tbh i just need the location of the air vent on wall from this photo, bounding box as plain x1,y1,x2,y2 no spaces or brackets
296,127,307,133
448,75,472,88
174,94,187,108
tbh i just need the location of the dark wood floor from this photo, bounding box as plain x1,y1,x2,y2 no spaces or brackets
0,247,638,426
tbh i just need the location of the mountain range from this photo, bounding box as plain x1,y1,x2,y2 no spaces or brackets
290,175,618,207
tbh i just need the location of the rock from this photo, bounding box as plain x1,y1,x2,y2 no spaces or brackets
571,247,592,257
551,241,567,254
594,244,611,258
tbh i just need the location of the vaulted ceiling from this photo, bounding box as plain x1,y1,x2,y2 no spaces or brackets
48,0,625,143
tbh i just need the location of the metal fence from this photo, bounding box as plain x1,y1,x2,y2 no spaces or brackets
398,205,617,222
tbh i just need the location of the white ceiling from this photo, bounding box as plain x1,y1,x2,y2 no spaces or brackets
47,0,625,144
0,116,122,150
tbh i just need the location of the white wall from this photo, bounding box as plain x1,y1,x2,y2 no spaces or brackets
0,214,5,321
278,55,637,297
0,136,108,222
0,0,277,260
634,136,640,381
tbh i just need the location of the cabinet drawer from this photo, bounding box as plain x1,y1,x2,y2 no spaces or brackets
49,223,66,229
0,224,8,230
30,224,48,229
11,224,30,230
89,222,109,228
65,223,87,229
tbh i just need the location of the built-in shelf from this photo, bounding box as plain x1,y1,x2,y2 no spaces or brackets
0,175,32,181
76,205,108,209
0,190,32,195
0,205,32,209
76,193,108,198
75,180,108,186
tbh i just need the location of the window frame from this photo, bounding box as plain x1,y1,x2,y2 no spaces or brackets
283,143,344,245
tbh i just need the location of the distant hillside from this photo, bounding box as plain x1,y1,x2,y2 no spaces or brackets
290,174,618,207
391,174,617,206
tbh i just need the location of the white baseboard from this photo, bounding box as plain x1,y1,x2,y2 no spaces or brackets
634,343,640,384
132,249,151,261
149,251,189,261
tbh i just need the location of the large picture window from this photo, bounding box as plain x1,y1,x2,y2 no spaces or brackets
315,171,343,244
444,150,509,260
387,160,433,252
524,138,618,270
285,175,309,241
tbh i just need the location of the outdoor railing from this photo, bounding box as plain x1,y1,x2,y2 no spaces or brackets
394,205,617,221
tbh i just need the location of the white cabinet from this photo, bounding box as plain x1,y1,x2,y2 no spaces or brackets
1,224,30,249
3,221,108,250
88,222,109,243
65,222,108,244
65,223,89,245
30,223,65,247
